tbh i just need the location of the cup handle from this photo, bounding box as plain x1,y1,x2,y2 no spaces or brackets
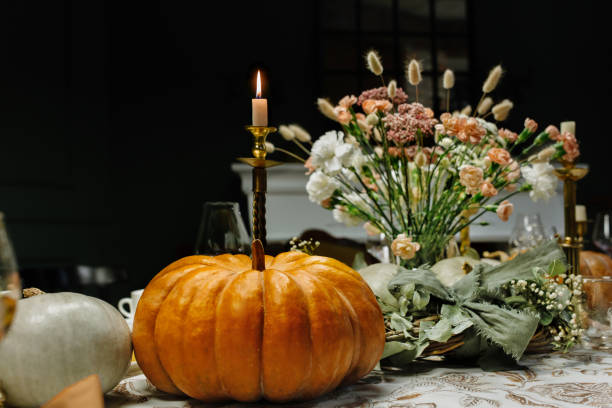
118,298,132,318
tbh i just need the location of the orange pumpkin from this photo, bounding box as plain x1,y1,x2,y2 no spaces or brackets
580,250,612,277
133,241,385,403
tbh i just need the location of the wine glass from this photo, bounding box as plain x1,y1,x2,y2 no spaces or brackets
593,211,612,256
509,213,546,255
195,202,250,256
0,213,21,341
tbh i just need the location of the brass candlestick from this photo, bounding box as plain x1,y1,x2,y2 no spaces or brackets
554,162,588,275
238,126,282,249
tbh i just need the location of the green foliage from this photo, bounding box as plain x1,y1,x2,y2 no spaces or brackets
359,240,581,367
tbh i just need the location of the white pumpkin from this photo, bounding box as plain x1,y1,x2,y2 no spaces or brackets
0,292,132,407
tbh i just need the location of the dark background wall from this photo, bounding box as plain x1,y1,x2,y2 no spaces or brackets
1,0,610,302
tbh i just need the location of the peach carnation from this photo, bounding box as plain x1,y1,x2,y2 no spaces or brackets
496,200,514,222
304,156,315,175
362,99,393,115
498,128,518,143
333,106,352,125
440,113,486,144
338,95,357,109
560,131,580,162
459,165,484,195
391,234,421,260
481,180,498,197
524,118,538,133
505,160,521,182
487,148,511,166
545,125,561,141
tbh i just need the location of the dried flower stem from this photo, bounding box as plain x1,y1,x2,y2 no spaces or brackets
292,139,311,155
274,147,305,163
446,89,450,112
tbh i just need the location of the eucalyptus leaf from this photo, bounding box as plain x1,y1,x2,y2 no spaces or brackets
352,252,368,271
389,312,413,336
426,318,453,343
412,290,430,310
359,263,401,308
388,267,452,302
382,341,415,359
540,311,553,326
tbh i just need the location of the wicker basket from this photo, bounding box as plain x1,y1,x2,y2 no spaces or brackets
385,317,553,358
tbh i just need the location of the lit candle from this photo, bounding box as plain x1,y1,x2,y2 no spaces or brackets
252,70,268,127
576,205,587,222
560,121,575,135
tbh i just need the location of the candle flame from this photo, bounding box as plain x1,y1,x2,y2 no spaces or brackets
256,70,262,98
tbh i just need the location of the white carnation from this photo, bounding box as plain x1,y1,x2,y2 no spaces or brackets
522,162,558,202
311,130,347,175
345,192,370,213
333,206,362,227
306,171,339,204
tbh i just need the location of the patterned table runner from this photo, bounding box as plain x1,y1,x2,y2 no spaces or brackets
105,348,612,408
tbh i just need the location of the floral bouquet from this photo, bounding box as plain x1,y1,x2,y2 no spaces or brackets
271,50,579,268
268,49,584,365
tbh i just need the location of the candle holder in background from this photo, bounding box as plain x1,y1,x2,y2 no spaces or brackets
238,126,281,249
554,162,588,275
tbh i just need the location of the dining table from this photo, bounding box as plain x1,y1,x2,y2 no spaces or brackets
105,347,612,408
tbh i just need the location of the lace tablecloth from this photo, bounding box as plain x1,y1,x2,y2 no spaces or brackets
105,348,612,408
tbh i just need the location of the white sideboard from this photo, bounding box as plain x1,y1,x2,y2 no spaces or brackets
232,163,564,243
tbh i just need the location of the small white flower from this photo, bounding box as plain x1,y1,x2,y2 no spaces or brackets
554,335,560,341
522,162,558,202
306,171,339,204
332,205,362,227
439,137,453,149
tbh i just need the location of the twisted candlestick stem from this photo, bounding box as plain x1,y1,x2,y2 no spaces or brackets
252,167,267,248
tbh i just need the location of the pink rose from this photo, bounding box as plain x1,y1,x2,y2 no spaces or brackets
524,117,538,133
487,148,512,166
391,234,421,260
338,94,357,109
459,165,484,195
545,125,560,141
496,200,514,222
481,180,498,197
560,131,580,162
498,128,518,142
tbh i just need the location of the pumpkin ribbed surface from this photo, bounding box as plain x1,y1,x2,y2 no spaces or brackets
132,251,385,403
580,250,612,277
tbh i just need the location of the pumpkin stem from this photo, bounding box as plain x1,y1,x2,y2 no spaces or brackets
23,288,45,298
251,239,266,271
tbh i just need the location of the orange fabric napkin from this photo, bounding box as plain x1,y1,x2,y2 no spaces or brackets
41,375,103,408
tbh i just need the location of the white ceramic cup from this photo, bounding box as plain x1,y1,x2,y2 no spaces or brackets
118,289,144,319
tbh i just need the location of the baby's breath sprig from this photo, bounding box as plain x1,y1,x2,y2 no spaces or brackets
503,271,584,351
289,237,321,255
